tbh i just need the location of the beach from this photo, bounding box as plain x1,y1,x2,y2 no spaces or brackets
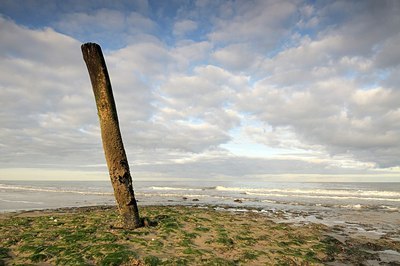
1,205,399,265
1,181,399,265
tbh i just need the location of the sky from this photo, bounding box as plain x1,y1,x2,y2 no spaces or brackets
0,0,400,182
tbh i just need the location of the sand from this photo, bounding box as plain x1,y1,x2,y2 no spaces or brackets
0,205,399,265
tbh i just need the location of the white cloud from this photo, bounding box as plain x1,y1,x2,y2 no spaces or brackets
374,33,400,69
0,16,79,67
107,40,172,79
55,9,157,47
132,151,394,181
0,17,233,171
0,17,100,167
170,40,212,71
208,0,297,49
173,19,197,37
212,43,262,71
158,65,246,130
239,76,400,167
223,1,400,169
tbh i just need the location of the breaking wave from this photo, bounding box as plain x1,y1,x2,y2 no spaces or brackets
214,186,400,201
0,184,113,196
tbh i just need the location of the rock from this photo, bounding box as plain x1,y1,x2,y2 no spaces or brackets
192,198,200,202
234,199,243,203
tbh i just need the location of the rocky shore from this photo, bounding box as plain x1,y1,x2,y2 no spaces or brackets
0,205,399,265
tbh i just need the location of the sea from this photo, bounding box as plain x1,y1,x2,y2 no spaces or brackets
1,180,399,212
1,180,399,237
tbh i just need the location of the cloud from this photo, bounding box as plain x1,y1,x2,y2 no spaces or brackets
171,40,212,70
310,1,400,58
173,19,197,37
239,68,400,169
0,17,104,168
127,121,230,153
0,16,79,67
0,17,167,170
208,0,297,49
107,40,172,81
1,1,400,181
212,43,263,72
132,151,388,181
0,16,238,171
54,8,157,48
222,0,400,168
374,33,400,69
240,75,400,167
157,65,246,130
122,64,248,154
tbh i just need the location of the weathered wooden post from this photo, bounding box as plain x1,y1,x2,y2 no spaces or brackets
81,43,141,229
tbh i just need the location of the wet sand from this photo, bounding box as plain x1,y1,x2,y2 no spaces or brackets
0,205,399,265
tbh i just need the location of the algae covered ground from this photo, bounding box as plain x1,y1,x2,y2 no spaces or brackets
0,205,398,265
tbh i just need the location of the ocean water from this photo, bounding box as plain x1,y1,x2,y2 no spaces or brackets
1,180,399,213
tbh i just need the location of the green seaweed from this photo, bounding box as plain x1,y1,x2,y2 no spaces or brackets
182,247,203,255
304,250,318,262
216,235,234,247
0,247,10,259
144,255,162,266
100,250,138,266
149,239,164,251
241,250,260,261
164,258,189,266
63,232,91,243
30,253,49,263
183,232,199,239
235,235,257,246
96,232,118,242
179,238,194,247
55,251,88,266
321,235,341,260
201,257,238,266
194,226,210,232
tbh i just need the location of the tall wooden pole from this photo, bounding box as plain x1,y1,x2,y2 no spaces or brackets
81,43,141,229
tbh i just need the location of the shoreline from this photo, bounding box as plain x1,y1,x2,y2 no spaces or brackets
3,202,399,240
1,204,399,265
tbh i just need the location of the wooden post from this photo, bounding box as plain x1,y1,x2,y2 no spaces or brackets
81,43,141,229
